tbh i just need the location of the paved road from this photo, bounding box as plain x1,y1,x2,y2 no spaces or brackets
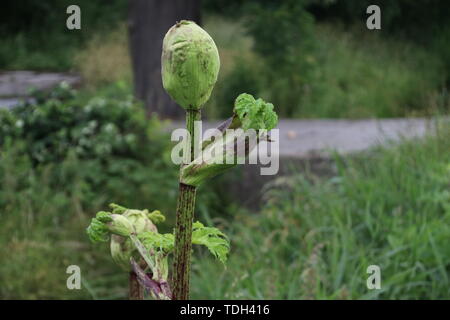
167,118,438,159
0,71,81,109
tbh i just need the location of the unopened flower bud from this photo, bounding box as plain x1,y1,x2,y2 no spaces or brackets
110,235,135,271
162,20,220,110
107,214,134,237
123,209,158,233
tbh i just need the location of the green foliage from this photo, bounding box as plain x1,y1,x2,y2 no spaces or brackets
0,84,228,299
244,0,315,69
139,232,175,254
192,221,230,265
148,210,166,225
87,201,229,279
0,83,178,211
234,93,278,130
205,16,447,118
213,59,262,119
313,0,450,41
191,121,450,299
0,0,127,70
87,210,135,243
296,24,445,118
0,83,149,164
139,221,230,265
242,0,316,117
86,211,112,243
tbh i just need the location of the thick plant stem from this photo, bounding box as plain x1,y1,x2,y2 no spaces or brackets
172,183,197,299
129,272,143,300
172,109,201,300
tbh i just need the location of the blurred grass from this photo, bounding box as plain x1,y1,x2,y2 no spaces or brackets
190,119,450,299
74,24,132,88
299,24,446,118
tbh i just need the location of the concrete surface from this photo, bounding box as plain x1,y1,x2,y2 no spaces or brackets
167,117,438,159
0,71,81,109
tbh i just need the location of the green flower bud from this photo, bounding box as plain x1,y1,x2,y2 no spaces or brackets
147,210,166,225
162,20,220,110
123,209,157,234
88,204,165,271
107,214,134,237
110,235,136,271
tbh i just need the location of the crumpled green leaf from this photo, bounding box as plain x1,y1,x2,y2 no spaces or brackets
137,221,230,265
86,209,136,242
148,210,166,224
86,211,112,242
138,232,175,253
234,93,278,131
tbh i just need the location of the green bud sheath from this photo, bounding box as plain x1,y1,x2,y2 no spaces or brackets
111,235,136,271
162,20,220,110
107,214,134,237
123,209,157,234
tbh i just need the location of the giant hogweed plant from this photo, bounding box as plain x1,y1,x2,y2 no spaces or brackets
87,20,278,300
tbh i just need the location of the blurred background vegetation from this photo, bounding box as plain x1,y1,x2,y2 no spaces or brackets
0,0,449,299
1,0,449,117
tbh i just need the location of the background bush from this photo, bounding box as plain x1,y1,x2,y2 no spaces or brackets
0,0,126,70
0,82,179,212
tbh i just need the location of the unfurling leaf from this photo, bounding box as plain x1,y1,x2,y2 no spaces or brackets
138,232,175,254
86,214,110,242
234,93,278,131
147,210,166,224
192,221,230,264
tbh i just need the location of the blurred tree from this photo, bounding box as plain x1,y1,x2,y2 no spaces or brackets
128,0,201,119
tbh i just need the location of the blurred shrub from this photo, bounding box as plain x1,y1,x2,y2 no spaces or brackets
310,0,449,40
1,82,150,164
205,15,445,118
213,58,262,118
0,82,177,211
310,0,450,84
204,1,317,117
0,0,126,70
74,24,132,88
296,24,445,118
204,0,449,117
0,0,126,36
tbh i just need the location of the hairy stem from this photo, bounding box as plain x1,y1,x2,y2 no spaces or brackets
172,109,201,300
